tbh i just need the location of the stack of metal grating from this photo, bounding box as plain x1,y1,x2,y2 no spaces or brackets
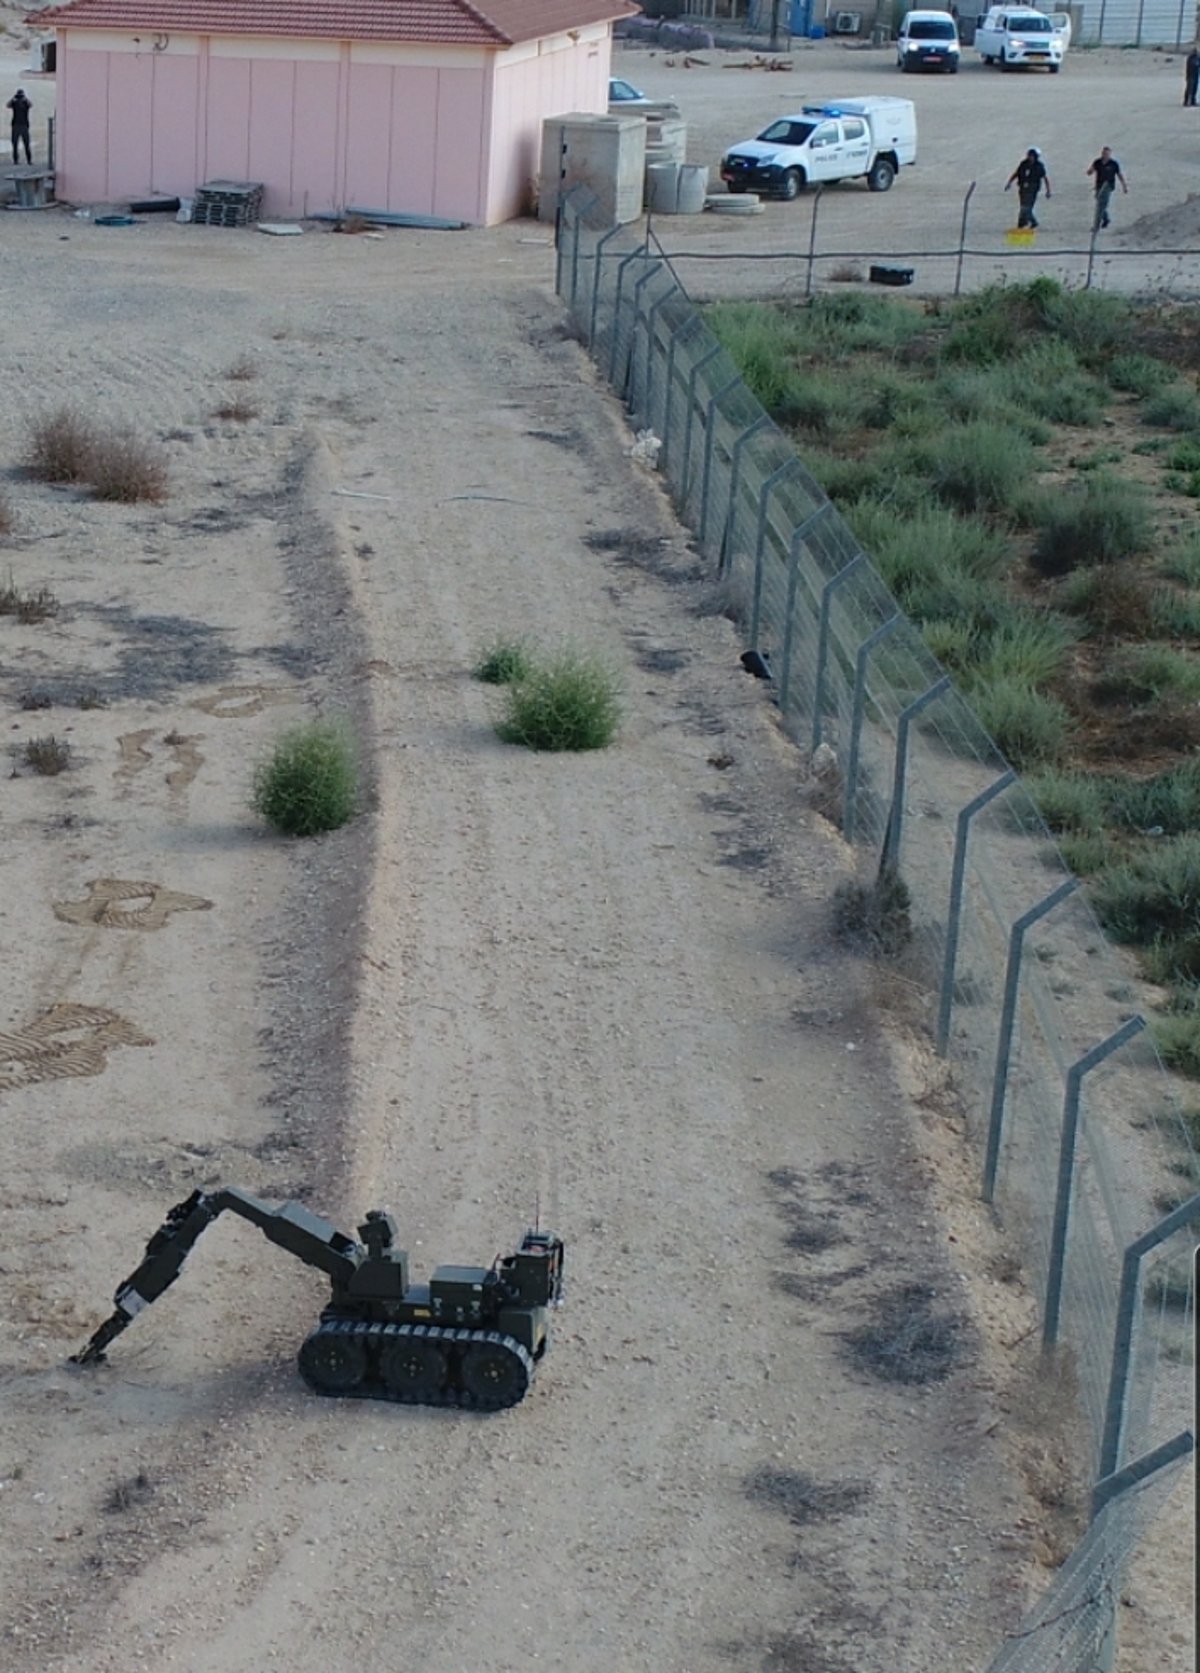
191,180,265,228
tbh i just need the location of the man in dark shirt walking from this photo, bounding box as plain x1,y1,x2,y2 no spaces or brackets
7,88,31,165
1005,147,1051,229
1087,146,1127,231
1185,44,1200,105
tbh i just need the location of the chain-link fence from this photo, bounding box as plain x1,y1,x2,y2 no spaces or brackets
557,185,1196,1664
984,1432,1193,1673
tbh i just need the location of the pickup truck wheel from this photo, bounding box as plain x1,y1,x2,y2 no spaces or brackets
947,60,959,72
1000,49,1013,69
726,183,749,194
781,169,805,200
867,158,896,193
1048,62,1060,71
982,51,993,62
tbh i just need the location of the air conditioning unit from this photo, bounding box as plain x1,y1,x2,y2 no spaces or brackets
834,9,862,30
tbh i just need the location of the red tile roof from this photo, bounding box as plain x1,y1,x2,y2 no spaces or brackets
33,0,638,45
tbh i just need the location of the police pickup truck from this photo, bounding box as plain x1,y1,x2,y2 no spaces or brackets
719,97,917,200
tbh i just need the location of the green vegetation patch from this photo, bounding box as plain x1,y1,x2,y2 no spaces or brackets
252,719,359,836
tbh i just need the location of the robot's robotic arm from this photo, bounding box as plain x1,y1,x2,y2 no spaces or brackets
72,1187,362,1366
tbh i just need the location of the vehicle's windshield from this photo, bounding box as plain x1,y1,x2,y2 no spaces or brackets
909,18,956,35
1009,14,1052,28
758,119,816,145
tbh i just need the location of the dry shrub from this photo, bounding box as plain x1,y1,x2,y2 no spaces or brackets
225,354,258,381
22,735,70,775
334,214,371,235
213,398,260,423
89,431,169,504
26,407,100,484
0,489,14,537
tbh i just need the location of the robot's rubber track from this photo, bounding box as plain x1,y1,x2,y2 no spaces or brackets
297,1319,535,1410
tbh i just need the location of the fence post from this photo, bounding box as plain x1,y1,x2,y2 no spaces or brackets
1096,1195,1200,1485
936,769,1017,1055
1086,218,1100,291
639,284,676,429
588,224,624,350
699,376,742,553
778,505,831,716
749,458,804,646
604,244,646,380
1091,1429,1195,1517
681,343,723,506
1044,1015,1146,1350
811,552,865,752
627,265,668,414
843,614,901,842
806,185,824,299
720,414,773,576
567,189,599,310
659,312,694,482
954,181,976,299
982,877,1080,1204
880,675,953,874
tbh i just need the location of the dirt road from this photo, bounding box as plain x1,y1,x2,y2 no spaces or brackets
1,215,1036,1671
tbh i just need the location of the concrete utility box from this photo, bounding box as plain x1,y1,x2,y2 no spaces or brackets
539,113,647,227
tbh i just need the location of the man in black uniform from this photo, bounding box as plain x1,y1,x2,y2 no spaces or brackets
1185,44,1200,105
7,88,31,165
1004,147,1051,230
1087,146,1127,231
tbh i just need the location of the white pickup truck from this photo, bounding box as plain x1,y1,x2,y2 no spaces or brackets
975,7,1065,70
719,97,917,200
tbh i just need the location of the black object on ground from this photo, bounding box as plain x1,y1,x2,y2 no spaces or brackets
869,264,915,287
741,649,773,680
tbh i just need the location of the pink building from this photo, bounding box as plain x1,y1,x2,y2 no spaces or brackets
35,0,638,223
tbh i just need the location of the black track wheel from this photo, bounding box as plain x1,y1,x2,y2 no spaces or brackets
379,1330,447,1400
459,1333,531,1410
298,1328,368,1394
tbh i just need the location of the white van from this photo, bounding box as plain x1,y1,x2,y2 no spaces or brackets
975,7,1065,69
720,97,917,198
896,10,961,72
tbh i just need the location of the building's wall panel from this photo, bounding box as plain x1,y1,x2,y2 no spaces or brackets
149,51,200,193
55,25,615,223
485,26,609,223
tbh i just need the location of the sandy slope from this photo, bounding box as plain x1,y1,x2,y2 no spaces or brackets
0,213,1063,1672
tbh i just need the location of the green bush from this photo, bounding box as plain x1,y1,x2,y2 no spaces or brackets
1107,353,1177,397
1160,536,1200,586
252,719,358,836
705,303,806,412
1058,565,1154,637
1106,645,1200,705
1028,479,1151,576
775,372,861,438
930,422,1035,515
1150,588,1200,637
497,651,621,752
1041,289,1129,359
805,291,928,355
1103,758,1200,835
474,637,535,685
1058,831,1119,876
1152,1007,1200,1077
967,615,1076,688
971,676,1070,767
1027,769,1106,834
1167,438,1200,473
1002,342,1106,427
1093,836,1200,944
921,618,977,672
1142,384,1200,432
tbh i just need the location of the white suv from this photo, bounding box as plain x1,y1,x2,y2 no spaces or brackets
976,7,1065,70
